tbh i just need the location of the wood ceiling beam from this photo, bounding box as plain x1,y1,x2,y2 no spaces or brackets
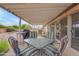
7,7,66,10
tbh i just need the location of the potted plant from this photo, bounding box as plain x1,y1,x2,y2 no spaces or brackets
0,39,9,56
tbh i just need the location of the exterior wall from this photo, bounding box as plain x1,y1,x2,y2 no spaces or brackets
63,15,79,56
54,15,79,56
48,4,79,56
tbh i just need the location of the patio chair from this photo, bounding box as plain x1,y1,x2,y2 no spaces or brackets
30,31,37,38
43,48,54,56
8,37,21,56
44,36,68,56
22,29,30,39
44,45,59,55
21,29,30,45
8,36,34,56
57,36,69,56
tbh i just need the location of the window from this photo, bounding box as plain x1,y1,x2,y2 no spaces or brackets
56,17,67,40
56,22,61,39
60,17,67,38
71,12,79,51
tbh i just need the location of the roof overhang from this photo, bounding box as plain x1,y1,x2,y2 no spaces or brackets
0,3,72,25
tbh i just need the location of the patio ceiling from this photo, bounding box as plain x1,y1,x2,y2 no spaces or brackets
0,3,72,25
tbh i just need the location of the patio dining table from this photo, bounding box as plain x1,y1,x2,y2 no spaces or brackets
24,38,58,56
24,38,53,49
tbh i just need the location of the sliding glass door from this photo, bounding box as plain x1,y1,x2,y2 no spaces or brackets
71,12,79,51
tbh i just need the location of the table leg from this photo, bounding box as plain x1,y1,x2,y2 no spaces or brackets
43,48,54,56
20,46,34,55
45,45,59,54
25,48,37,56
30,50,39,56
40,49,42,56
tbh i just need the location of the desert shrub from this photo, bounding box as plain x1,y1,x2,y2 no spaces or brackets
6,27,16,32
0,39,9,55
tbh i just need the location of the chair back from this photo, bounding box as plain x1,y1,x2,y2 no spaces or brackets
59,36,68,55
30,31,37,38
22,29,30,39
8,36,20,55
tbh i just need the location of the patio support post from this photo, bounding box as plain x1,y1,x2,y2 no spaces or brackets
54,23,57,41
67,15,72,48
19,17,21,44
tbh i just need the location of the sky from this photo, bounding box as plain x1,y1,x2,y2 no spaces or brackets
0,7,43,29
0,7,29,26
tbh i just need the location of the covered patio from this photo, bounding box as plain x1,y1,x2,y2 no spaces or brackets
0,3,79,56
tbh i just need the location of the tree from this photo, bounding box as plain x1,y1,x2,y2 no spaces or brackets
20,24,31,30
0,25,6,28
12,25,19,30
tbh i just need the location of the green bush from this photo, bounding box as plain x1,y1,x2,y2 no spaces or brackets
6,26,16,32
21,24,31,30
0,25,7,29
0,39,9,55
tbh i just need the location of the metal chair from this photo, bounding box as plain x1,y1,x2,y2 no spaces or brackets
8,36,38,56
8,36,21,56
22,29,30,39
44,45,59,56
57,36,68,56
30,31,37,38
44,36,68,56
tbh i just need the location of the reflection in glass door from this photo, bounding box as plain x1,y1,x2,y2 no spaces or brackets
71,13,79,51
50,25,55,41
